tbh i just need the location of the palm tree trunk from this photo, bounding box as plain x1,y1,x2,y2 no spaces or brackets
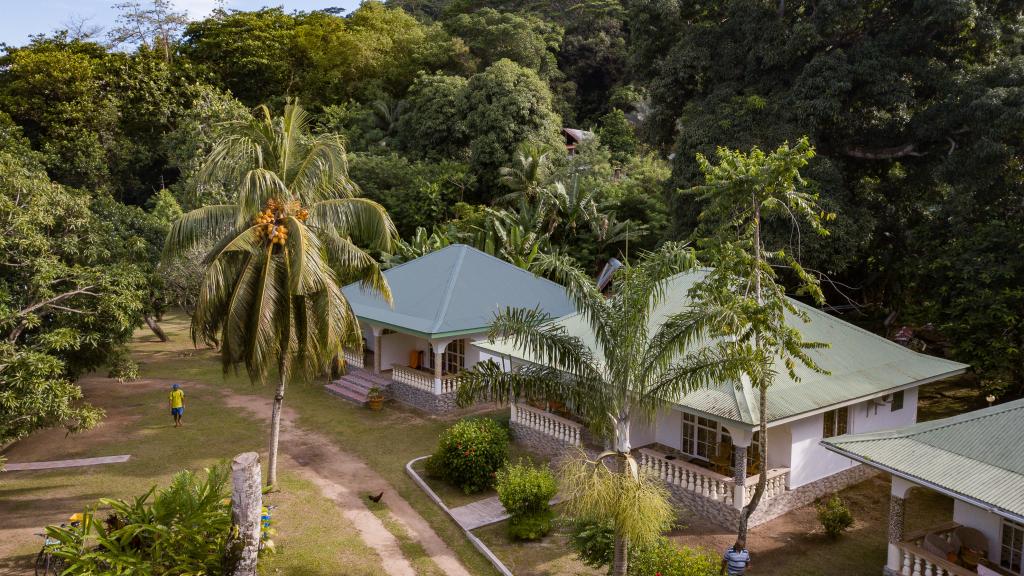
267,370,286,488
611,533,629,576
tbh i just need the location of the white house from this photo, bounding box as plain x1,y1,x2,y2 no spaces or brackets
476,269,969,528
823,399,1024,576
329,244,574,412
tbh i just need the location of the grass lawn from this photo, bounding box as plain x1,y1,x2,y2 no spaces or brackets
473,509,603,576
134,312,501,575
0,364,382,575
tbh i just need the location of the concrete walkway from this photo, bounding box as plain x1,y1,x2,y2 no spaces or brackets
450,496,509,530
3,455,131,471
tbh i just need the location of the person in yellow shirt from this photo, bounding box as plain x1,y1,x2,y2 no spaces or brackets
169,383,185,427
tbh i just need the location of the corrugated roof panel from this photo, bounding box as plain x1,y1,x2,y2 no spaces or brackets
823,399,1024,519
342,245,575,338
476,269,968,425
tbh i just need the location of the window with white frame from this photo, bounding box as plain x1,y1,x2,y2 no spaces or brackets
429,339,466,374
1002,519,1024,574
681,412,719,459
822,406,849,438
891,390,905,411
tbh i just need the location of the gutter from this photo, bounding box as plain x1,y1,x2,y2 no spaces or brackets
765,367,969,428
820,441,1024,524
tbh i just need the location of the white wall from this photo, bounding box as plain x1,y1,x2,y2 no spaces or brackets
654,408,682,448
379,332,426,369
766,423,792,471
789,387,919,488
953,499,1004,562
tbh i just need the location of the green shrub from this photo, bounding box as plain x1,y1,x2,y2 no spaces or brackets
568,518,615,569
817,495,854,537
627,537,720,576
496,460,557,540
47,465,238,574
508,509,554,541
568,520,718,576
496,460,557,516
425,418,508,494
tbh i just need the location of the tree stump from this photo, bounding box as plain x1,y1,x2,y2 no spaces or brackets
230,452,262,576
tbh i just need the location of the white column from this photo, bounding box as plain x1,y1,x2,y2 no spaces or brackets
371,325,384,374
429,338,453,394
724,424,755,510
888,477,915,572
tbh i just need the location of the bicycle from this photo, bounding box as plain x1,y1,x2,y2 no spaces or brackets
34,513,81,576
33,531,65,576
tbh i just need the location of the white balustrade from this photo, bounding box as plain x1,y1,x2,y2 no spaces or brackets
896,542,975,576
638,448,735,506
343,349,364,369
391,365,434,392
511,403,582,447
741,468,791,504
439,372,463,394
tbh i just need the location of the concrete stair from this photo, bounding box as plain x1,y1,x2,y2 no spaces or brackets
325,368,390,405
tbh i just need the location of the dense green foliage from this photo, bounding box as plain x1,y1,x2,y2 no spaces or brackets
496,460,558,540
625,538,720,576
568,519,720,576
817,495,855,538
2,0,1022,443
47,465,237,574
425,418,509,494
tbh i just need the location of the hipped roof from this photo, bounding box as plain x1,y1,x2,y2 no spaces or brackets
475,269,968,426
341,244,575,339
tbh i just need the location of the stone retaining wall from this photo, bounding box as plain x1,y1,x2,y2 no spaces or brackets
746,464,880,527
512,427,880,529
389,381,457,413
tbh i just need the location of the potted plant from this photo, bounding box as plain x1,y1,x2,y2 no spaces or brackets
367,387,384,411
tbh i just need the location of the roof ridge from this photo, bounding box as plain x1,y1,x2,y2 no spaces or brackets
430,245,468,334
457,244,574,293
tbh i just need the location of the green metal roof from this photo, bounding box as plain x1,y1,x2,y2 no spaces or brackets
475,269,968,425
341,244,575,339
822,399,1024,521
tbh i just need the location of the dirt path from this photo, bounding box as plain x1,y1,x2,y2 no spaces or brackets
214,384,472,576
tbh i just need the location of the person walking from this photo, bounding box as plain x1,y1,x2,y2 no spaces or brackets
169,383,185,427
722,539,751,575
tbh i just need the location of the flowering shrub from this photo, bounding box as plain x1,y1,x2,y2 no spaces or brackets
425,418,508,494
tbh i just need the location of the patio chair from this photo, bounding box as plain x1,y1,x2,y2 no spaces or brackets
923,531,958,562
952,526,988,569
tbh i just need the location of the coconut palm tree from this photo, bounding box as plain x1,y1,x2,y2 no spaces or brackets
457,243,740,575
163,102,396,487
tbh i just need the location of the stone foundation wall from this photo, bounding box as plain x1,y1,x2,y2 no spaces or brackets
747,464,880,527
510,422,603,463
511,427,880,530
389,381,457,413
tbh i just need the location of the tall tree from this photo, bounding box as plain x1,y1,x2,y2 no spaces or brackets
163,102,396,487
108,0,190,62
458,242,728,574
0,119,147,444
682,137,832,540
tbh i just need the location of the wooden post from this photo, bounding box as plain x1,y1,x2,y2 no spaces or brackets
231,452,262,576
